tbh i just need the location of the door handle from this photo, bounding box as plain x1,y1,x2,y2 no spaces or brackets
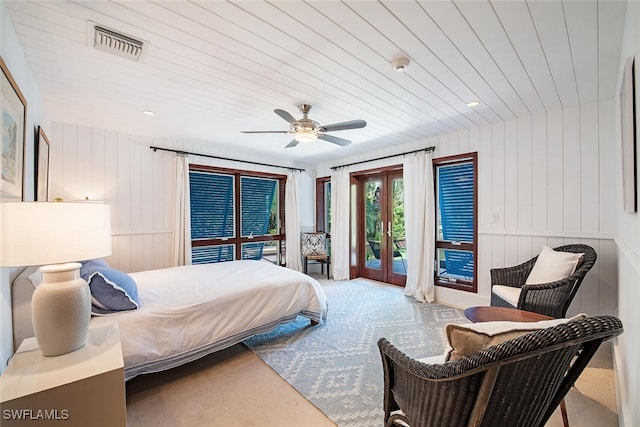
387,221,392,237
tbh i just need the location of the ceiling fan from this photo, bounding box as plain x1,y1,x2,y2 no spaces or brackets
241,104,366,148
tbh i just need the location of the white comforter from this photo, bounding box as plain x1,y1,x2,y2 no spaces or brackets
92,260,328,380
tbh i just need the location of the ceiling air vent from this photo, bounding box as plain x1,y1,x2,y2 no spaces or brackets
88,21,147,61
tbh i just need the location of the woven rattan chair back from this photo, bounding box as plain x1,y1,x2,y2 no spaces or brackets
378,315,623,427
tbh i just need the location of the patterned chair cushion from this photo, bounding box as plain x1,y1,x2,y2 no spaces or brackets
301,232,327,256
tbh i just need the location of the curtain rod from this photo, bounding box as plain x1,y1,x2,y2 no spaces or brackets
149,146,305,172
330,146,436,170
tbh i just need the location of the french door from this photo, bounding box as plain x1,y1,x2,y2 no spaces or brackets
360,171,406,286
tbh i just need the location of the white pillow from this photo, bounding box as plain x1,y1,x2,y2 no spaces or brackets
417,353,447,365
525,245,584,285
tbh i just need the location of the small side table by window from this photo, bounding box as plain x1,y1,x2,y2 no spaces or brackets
1,322,126,427
464,305,553,323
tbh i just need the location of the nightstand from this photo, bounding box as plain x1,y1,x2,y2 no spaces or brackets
1,322,126,426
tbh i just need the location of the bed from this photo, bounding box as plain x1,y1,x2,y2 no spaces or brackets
11,259,328,380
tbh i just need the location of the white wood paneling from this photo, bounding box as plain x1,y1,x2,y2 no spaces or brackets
49,121,309,272
580,103,600,234
317,98,616,314
5,1,625,164
531,112,548,233
48,75,619,350
597,2,628,100
528,0,580,108
490,121,505,233
563,0,599,104
599,98,616,234
517,116,533,233
315,98,617,316
547,110,564,233
563,105,581,233
454,0,543,114
504,120,518,232
491,0,562,111
49,123,176,272
478,125,491,229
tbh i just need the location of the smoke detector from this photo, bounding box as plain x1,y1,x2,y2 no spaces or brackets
87,20,148,61
390,57,410,72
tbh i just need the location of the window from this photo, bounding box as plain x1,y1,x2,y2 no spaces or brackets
434,153,477,292
189,165,286,265
315,177,331,233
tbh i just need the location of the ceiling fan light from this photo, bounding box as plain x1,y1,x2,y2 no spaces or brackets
294,129,317,143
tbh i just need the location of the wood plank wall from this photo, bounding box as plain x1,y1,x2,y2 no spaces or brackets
315,99,617,316
51,98,617,317
48,123,309,273
50,124,175,272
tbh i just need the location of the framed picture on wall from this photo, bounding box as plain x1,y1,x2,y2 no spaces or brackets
620,56,637,214
1,57,27,202
35,126,50,201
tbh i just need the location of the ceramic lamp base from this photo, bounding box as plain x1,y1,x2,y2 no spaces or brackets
32,262,91,356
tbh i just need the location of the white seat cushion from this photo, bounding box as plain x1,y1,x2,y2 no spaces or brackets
417,353,447,365
491,285,521,307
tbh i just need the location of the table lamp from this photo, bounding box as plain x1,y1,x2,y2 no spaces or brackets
0,202,111,356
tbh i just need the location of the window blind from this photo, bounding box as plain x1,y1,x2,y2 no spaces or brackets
240,177,276,237
438,163,474,243
438,162,474,278
190,172,234,240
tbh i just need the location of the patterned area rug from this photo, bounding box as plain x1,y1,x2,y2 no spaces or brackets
244,278,466,426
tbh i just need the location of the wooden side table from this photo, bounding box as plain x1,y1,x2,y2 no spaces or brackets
464,306,569,427
464,306,553,323
1,322,126,426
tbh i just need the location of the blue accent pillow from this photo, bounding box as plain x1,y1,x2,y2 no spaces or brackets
80,258,110,280
80,260,139,315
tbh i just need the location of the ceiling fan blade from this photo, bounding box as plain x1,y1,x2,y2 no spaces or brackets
285,139,299,148
318,134,352,146
274,109,299,125
241,130,290,134
320,119,366,132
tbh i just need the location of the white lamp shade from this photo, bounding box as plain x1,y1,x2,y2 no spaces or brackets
0,202,112,267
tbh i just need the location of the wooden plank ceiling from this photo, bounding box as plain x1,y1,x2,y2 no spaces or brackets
4,0,627,163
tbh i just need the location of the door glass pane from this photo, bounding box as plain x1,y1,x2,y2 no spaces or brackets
364,179,382,270
391,177,406,275
324,181,331,234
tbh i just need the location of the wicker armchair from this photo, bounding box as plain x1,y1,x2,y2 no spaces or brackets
378,315,623,427
490,244,597,318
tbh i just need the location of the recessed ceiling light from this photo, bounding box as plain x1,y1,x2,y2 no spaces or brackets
143,110,155,116
466,101,480,107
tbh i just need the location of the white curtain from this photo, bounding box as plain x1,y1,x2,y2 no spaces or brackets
285,170,302,271
403,151,435,302
172,153,192,266
330,167,351,280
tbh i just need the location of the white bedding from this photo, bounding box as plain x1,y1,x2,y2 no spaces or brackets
91,260,328,380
